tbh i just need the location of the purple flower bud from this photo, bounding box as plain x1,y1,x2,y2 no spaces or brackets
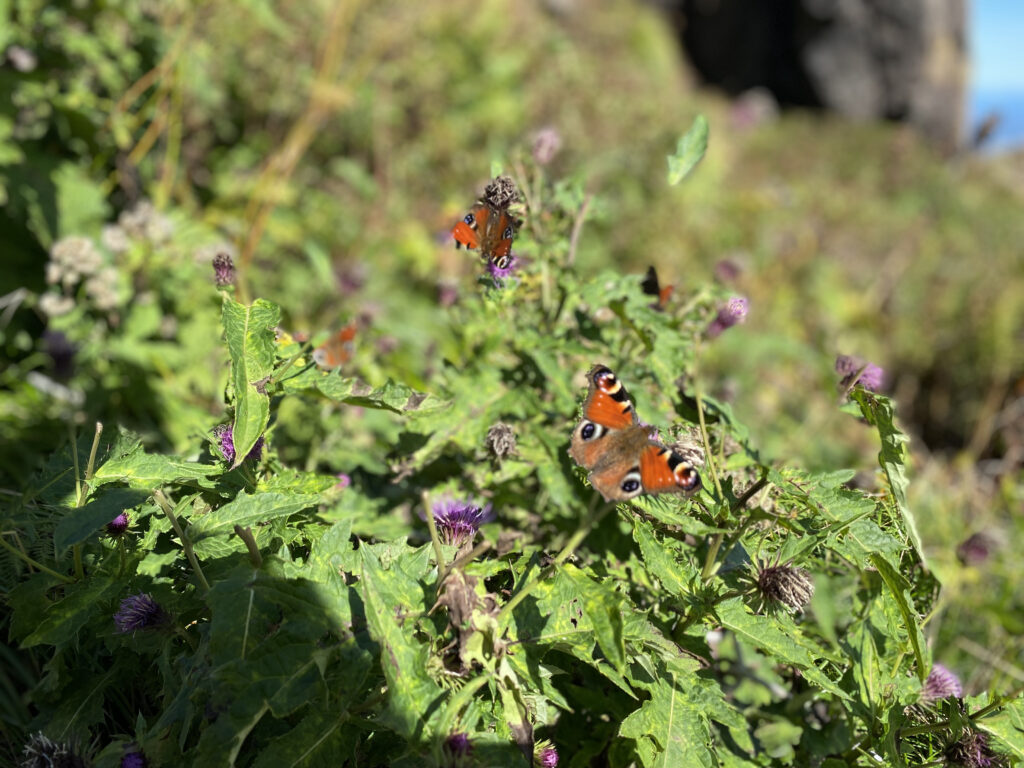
532,127,562,166
445,732,472,758
835,355,885,392
438,280,459,308
213,424,265,464
713,258,743,284
431,498,492,548
212,252,235,288
335,473,351,490
706,296,749,338
957,532,995,566
107,512,130,536
114,593,168,633
921,663,962,704
122,749,148,768
535,743,559,767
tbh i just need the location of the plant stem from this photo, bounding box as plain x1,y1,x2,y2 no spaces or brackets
496,499,614,627
0,535,74,584
233,525,263,569
154,489,210,592
421,492,446,574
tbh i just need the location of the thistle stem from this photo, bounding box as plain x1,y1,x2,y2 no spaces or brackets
422,492,446,574
154,489,210,592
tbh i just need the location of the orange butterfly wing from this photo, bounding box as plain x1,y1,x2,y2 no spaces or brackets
580,365,636,430
639,443,701,494
313,323,357,369
452,204,489,251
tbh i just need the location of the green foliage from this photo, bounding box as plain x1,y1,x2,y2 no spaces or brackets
0,2,1021,767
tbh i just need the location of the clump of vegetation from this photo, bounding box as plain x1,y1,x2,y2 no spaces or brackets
1,2,1022,766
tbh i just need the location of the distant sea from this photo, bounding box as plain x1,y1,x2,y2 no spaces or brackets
968,87,1024,152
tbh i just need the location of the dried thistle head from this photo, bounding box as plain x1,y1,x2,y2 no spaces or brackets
482,175,520,209
486,422,517,460
749,555,815,613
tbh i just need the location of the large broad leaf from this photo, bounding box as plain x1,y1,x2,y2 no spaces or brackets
22,577,119,648
251,708,359,768
222,297,279,468
620,674,715,767
851,390,924,567
564,564,627,676
53,488,151,549
633,517,699,598
977,698,1024,760
187,492,320,558
715,598,849,700
667,114,709,186
92,452,219,489
358,545,444,740
281,369,447,414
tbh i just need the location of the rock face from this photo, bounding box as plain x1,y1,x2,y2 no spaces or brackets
674,0,968,150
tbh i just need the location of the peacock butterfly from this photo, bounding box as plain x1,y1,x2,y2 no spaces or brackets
451,202,518,270
569,365,701,502
312,322,357,369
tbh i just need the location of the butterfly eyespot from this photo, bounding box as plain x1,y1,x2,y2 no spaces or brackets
621,478,640,494
675,466,702,492
619,469,643,496
494,255,510,269
580,422,596,440
503,225,514,239
464,213,475,225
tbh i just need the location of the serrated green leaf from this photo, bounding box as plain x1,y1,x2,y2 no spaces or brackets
92,453,218,489
976,698,1024,759
316,374,447,413
632,517,697,598
222,297,280,467
869,553,927,680
187,492,320,558
564,564,626,675
251,709,358,768
358,545,444,740
53,488,150,550
716,598,849,700
620,674,715,768
667,114,709,186
851,390,924,567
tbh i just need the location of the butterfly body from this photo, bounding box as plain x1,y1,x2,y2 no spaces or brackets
452,202,516,269
570,365,701,502
642,266,674,310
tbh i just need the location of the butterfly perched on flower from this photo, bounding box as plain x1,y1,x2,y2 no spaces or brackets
312,322,357,369
569,365,701,501
451,202,519,270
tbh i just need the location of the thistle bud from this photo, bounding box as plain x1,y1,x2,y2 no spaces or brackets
756,562,814,611
482,175,520,209
486,422,517,460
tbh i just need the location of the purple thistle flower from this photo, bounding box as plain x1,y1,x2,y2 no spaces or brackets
706,296,749,338
945,730,1002,768
535,743,559,767
532,127,562,166
122,749,148,768
114,593,168,633
487,254,519,284
107,512,130,536
921,663,963,704
212,252,235,287
445,732,472,758
431,498,492,548
835,354,885,392
335,473,351,490
213,424,264,464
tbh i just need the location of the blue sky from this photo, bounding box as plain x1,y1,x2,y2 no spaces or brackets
972,0,1024,92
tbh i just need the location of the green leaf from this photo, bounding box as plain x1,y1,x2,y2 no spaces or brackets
314,374,447,413
564,564,627,676
976,698,1024,760
22,578,119,648
632,517,698,598
716,598,849,700
53,488,150,550
851,390,924,566
869,553,927,681
620,674,715,767
251,709,359,768
358,545,444,740
187,492,320,558
667,114,709,186
222,297,280,467
92,453,219,489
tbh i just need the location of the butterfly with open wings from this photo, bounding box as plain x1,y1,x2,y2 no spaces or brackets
451,202,518,270
569,365,702,502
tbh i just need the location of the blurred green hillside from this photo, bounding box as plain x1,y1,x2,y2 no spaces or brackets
2,0,1022,707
